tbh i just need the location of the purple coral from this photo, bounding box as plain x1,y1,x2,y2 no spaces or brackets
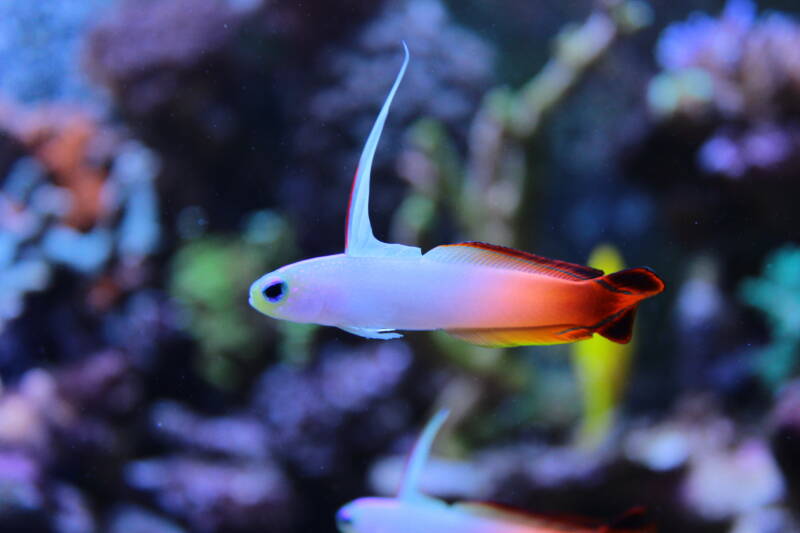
656,0,755,74
647,0,800,183
85,0,239,115
651,0,800,122
150,400,270,461
125,456,293,533
698,124,800,177
254,342,414,476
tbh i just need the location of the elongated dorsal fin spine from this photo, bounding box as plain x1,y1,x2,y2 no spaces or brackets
345,42,420,258
398,409,449,500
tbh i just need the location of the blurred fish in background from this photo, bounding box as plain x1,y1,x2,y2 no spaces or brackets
1,0,800,533
338,410,656,533
571,244,635,449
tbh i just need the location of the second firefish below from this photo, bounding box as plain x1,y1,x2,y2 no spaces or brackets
248,43,665,347
336,409,655,533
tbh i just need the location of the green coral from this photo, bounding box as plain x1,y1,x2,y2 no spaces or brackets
740,245,800,387
169,210,298,389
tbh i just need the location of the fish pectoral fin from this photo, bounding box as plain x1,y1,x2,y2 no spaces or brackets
340,326,403,340
445,325,593,347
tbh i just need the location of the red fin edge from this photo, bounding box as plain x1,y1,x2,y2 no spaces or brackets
597,306,637,344
597,267,665,297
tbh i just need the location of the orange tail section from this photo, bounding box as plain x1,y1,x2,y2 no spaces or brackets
429,242,665,347
593,268,665,344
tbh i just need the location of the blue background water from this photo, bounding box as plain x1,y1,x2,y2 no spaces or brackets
1,1,799,532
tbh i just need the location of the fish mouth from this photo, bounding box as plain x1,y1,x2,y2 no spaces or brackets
335,506,355,533
247,285,257,309
248,277,269,313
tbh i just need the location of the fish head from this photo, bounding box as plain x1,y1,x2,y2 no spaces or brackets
336,497,450,533
249,257,332,324
335,500,360,533
336,498,403,533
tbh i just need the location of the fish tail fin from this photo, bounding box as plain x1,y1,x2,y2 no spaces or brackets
596,305,638,344
600,506,656,532
594,268,665,344
599,267,665,299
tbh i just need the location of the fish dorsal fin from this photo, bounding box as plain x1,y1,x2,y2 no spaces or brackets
454,503,595,531
398,409,449,500
424,242,604,280
345,42,421,259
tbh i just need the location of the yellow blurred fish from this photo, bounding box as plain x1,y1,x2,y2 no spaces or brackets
571,245,635,448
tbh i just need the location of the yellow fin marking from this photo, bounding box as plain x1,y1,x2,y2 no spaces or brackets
445,325,593,347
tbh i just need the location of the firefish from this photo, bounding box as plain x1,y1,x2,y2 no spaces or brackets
249,43,664,347
336,410,655,533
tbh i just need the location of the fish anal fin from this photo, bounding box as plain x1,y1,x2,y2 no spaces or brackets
455,502,606,531
425,242,603,281
454,503,553,529
457,502,655,532
445,325,593,347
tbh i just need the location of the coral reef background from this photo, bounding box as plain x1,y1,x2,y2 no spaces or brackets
2,1,800,532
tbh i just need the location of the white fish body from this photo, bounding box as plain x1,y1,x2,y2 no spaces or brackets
337,497,543,533
249,44,664,346
250,252,600,330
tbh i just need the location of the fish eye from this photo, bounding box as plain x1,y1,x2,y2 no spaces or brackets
263,281,287,303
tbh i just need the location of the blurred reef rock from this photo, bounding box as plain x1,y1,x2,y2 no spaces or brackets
0,1,113,106
631,0,800,251
0,101,162,373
